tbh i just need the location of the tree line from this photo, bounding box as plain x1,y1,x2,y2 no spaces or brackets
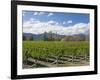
23,31,89,41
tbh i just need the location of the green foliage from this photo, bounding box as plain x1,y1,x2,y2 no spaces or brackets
43,31,57,41
43,32,48,41
23,35,26,40
28,35,34,41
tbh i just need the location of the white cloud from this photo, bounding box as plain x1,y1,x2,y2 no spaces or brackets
47,13,53,16
33,12,45,15
23,12,27,16
47,20,58,25
63,21,66,25
63,20,72,25
23,19,89,35
39,12,45,15
29,18,35,22
67,20,72,24
33,12,53,16
23,18,40,28
33,12,38,15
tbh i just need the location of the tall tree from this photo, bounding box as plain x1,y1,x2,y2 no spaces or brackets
48,31,53,41
23,35,26,40
28,35,34,41
43,31,48,41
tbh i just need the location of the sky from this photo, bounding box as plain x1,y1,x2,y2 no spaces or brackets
22,10,90,35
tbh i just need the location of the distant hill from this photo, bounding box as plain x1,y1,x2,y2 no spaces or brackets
61,34,89,41
23,32,65,40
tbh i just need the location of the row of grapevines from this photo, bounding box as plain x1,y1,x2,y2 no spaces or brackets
23,41,89,63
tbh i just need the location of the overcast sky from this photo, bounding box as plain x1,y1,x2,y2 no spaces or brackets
22,11,90,35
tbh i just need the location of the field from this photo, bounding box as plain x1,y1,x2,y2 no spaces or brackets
23,41,89,69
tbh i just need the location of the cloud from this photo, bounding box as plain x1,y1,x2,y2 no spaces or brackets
33,12,53,16
23,12,27,16
33,12,45,15
29,18,35,22
23,18,40,28
33,12,38,15
47,20,58,25
47,13,53,16
67,20,72,24
63,21,66,25
23,19,89,35
39,12,45,15
63,20,72,25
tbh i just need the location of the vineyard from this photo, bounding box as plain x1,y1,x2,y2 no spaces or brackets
23,41,89,69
